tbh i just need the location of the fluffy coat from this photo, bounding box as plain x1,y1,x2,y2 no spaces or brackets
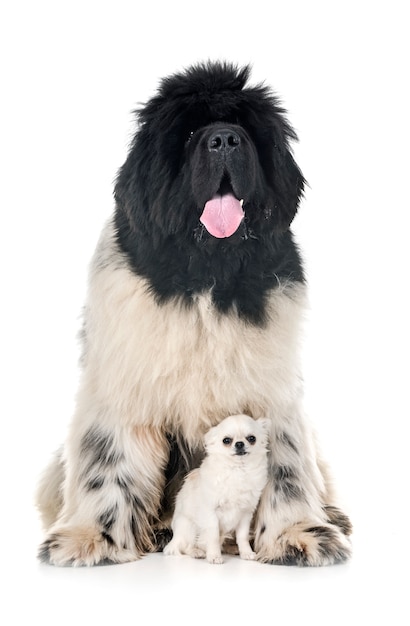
36,61,352,566
164,414,270,563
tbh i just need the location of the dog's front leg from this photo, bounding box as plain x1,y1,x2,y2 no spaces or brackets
199,517,224,564
254,407,352,566
38,422,168,566
235,512,256,560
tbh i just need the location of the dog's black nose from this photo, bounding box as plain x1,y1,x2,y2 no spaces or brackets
234,440,247,456
208,128,241,152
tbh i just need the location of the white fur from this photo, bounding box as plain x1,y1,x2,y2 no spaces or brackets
164,414,269,564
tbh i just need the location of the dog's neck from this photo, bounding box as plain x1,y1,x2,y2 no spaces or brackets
114,209,304,326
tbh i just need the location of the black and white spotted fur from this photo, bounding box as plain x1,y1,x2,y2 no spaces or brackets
36,61,352,566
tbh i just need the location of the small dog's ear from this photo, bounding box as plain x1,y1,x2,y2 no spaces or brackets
204,424,217,449
257,417,271,434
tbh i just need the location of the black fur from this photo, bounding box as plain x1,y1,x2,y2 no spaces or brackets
85,476,105,491
271,464,305,503
276,431,299,455
81,427,123,469
38,535,57,564
98,506,118,533
271,525,350,566
325,506,353,536
160,434,204,520
114,61,305,326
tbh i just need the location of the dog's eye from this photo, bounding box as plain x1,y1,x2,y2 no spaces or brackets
246,435,256,445
222,437,232,446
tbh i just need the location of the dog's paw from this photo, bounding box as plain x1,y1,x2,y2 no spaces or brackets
222,537,239,555
153,527,173,552
38,526,139,567
207,553,224,564
163,540,191,558
239,550,256,561
256,522,352,566
163,541,178,557
191,547,206,559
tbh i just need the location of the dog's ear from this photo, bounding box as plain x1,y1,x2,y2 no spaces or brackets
271,147,305,231
204,424,217,449
256,417,272,435
242,90,306,232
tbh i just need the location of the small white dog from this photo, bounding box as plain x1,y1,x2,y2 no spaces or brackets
164,414,269,564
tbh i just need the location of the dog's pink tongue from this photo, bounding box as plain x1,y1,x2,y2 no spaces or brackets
200,193,244,238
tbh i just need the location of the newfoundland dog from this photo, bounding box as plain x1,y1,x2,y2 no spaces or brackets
37,61,352,566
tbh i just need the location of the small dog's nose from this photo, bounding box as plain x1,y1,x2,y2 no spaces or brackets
235,441,245,450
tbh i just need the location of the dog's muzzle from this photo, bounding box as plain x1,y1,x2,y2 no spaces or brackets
234,441,247,456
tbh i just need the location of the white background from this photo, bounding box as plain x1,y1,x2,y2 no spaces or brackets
1,1,409,624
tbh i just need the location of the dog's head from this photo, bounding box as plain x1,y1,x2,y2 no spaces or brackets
204,414,270,460
115,61,305,244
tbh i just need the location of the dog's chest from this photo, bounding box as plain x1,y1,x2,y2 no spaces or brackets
87,253,306,439
211,467,261,529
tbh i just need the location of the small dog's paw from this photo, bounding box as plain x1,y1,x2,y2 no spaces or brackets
163,542,178,557
256,522,351,567
191,547,206,559
38,526,139,566
240,550,256,561
207,554,224,564
222,537,239,555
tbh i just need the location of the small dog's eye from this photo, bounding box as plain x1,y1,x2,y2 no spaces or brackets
223,437,232,445
246,435,256,445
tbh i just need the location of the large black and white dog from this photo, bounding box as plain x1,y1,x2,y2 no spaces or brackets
37,61,352,566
